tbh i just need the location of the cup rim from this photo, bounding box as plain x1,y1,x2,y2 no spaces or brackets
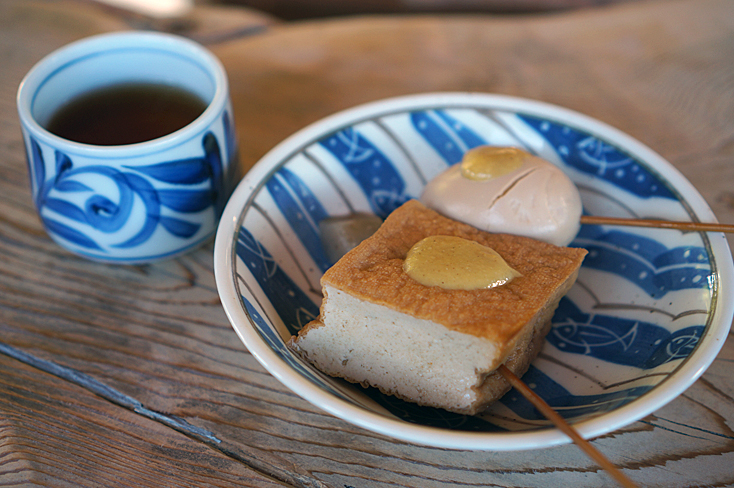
16,30,229,157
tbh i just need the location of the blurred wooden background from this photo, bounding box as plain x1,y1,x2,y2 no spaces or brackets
212,0,647,19
1,0,733,487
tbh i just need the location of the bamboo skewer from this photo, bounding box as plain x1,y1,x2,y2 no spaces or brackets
580,215,734,233
497,365,638,488
496,213,732,488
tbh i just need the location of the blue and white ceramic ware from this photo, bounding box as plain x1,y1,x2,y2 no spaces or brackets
214,93,733,450
17,32,238,263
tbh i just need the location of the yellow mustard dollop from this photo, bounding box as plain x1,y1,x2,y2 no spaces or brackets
403,235,521,290
460,146,530,181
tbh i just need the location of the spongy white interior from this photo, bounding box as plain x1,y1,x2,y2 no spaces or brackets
295,284,500,411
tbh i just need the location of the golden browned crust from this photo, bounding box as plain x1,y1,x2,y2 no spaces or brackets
321,200,587,344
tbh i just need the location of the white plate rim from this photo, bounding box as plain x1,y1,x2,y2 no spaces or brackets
214,92,734,450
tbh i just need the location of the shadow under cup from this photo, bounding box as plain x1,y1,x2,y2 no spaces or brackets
17,31,238,264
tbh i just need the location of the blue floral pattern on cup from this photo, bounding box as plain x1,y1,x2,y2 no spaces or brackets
28,124,229,257
18,31,237,263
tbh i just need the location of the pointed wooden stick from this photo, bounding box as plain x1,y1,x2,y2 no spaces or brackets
497,365,638,488
580,215,734,233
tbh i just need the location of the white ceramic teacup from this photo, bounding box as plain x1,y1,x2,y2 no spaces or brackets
17,31,238,264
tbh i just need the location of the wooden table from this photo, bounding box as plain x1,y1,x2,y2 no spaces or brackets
1,0,733,486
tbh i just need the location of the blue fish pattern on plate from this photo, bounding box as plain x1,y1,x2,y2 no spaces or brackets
236,226,319,335
319,127,411,217
231,104,715,432
550,298,705,368
266,167,332,273
410,110,486,165
519,114,676,199
573,225,710,298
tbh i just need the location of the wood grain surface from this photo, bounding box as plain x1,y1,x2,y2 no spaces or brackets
1,0,733,487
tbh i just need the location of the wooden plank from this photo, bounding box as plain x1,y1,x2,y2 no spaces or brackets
0,354,290,487
0,2,306,487
215,0,734,250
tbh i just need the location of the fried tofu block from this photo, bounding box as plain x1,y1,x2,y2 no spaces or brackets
288,200,586,414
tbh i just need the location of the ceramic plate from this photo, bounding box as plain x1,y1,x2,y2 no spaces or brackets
214,93,733,450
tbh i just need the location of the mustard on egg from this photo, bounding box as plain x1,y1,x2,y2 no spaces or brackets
460,146,530,181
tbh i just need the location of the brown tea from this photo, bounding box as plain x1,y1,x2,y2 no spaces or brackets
45,83,208,145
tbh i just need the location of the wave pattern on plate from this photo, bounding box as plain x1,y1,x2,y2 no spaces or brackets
574,225,710,298
550,298,705,368
319,127,410,217
410,110,486,165
236,226,318,335
266,167,332,273
519,114,676,199
499,365,655,421
231,105,714,432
